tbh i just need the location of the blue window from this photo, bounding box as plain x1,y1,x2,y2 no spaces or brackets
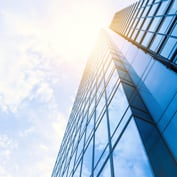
147,0,154,6
171,22,177,37
168,0,177,14
174,55,177,64
142,32,154,47
148,16,162,32
82,139,93,176
106,69,119,100
136,18,144,29
148,3,158,17
156,0,169,16
86,114,94,144
150,34,164,51
160,37,177,59
142,18,151,30
142,6,150,17
163,112,177,162
96,93,105,123
136,31,145,43
113,119,154,177
108,84,129,136
95,114,108,165
159,16,174,34
95,152,110,177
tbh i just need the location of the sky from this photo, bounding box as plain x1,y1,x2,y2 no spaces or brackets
0,0,137,177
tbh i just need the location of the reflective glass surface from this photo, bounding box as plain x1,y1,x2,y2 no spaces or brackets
108,84,129,136
95,114,108,165
52,1,177,176
113,119,154,177
110,0,177,70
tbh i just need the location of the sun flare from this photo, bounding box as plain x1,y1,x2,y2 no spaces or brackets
48,3,111,62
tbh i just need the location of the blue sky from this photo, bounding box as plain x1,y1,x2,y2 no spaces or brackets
0,0,137,176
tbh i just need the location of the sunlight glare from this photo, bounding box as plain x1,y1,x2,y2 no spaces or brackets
49,4,111,62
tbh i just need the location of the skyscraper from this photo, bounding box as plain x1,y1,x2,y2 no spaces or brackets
51,0,177,177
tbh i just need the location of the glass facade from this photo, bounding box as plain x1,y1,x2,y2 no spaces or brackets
52,1,177,177
111,0,177,72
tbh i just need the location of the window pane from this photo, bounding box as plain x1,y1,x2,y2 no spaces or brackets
86,114,94,144
142,6,150,17
97,81,104,101
95,114,108,165
82,139,93,176
76,133,85,161
113,119,154,177
111,108,132,147
142,18,151,30
131,29,139,40
150,34,164,51
171,22,177,37
164,112,177,161
148,4,158,17
159,16,174,34
168,0,177,14
96,92,105,121
149,17,162,32
106,69,119,100
98,160,111,177
148,0,154,6
104,61,115,85
160,37,177,59
73,162,81,177
142,32,154,47
108,84,129,136
136,31,145,43
156,1,169,16
136,18,144,29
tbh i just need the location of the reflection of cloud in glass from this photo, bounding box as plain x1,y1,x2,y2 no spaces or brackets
108,84,129,136
80,135,93,176
113,119,154,177
94,114,109,172
95,114,108,150
99,160,111,177
81,163,90,177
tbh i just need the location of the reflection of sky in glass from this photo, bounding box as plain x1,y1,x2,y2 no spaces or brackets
108,84,129,136
94,114,109,173
82,139,93,177
113,119,154,177
99,160,111,177
95,114,108,150
111,0,177,67
86,114,94,144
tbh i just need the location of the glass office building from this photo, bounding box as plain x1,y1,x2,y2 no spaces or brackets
51,0,177,177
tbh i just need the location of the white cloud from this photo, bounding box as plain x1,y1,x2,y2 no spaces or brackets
0,134,18,177
19,127,35,137
0,134,17,150
52,113,67,145
39,144,49,151
0,166,12,177
35,82,54,103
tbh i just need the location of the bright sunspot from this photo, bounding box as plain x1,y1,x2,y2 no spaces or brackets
46,2,112,62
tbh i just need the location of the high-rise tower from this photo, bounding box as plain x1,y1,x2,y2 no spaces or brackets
51,0,177,176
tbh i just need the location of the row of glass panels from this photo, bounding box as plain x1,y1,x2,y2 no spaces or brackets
52,44,154,177
111,0,177,67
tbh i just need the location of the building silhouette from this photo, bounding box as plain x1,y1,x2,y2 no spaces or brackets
51,0,177,176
